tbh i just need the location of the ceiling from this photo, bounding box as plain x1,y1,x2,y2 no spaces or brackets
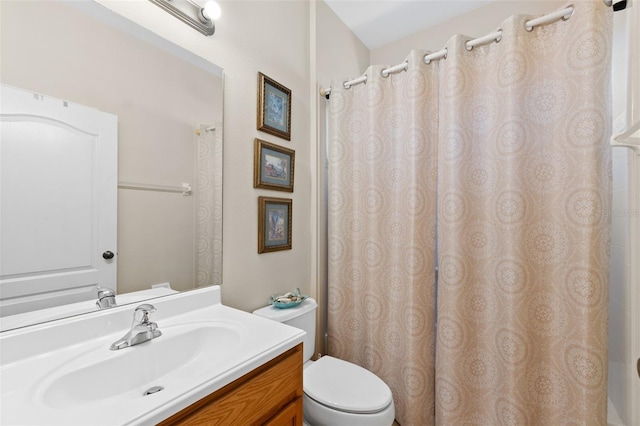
324,0,496,50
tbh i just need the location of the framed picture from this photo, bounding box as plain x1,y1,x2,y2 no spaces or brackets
257,72,291,141
254,139,295,192
258,196,292,253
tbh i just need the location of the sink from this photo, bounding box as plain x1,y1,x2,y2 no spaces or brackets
37,321,245,409
0,285,305,426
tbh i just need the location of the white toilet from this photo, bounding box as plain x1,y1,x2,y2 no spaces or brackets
253,298,395,426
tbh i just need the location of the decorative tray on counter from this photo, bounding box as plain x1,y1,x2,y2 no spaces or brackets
270,288,308,309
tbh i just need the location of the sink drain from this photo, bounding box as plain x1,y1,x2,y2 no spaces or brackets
143,386,164,396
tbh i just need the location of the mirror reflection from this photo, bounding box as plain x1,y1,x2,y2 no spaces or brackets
0,0,223,331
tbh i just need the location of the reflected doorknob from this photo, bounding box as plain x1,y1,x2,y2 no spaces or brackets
102,251,115,260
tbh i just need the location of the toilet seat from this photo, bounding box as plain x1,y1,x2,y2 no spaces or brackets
303,356,393,414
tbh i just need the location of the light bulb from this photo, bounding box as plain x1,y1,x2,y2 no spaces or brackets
201,1,221,21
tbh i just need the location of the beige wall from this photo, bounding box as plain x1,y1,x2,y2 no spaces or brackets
90,0,313,312
313,0,369,356
1,0,366,317
0,1,222,294
316,1,370,89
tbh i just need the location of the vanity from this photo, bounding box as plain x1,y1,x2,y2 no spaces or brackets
0,286,305,425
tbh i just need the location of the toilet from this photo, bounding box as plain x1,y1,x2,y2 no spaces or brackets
253,298,395,426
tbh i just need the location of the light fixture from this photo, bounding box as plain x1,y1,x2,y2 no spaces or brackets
200,1,221,21
149,0,221,36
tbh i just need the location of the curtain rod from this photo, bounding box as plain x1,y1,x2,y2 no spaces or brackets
321,1,614,100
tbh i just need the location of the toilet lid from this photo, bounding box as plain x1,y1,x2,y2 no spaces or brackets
303,356,393,414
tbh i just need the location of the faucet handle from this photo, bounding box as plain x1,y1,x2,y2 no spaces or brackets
96,287,117,309
133,304,156,324
97,287,115,298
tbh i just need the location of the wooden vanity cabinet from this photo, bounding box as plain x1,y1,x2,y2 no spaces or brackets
159,343,303,426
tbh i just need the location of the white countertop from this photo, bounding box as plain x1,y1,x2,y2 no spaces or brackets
0,286,178,332
0,286,305,425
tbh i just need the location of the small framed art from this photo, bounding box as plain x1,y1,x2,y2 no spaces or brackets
258,196,292,253
254,138,295,192
257,72,291,141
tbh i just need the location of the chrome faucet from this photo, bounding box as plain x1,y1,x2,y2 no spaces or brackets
110,304,162,350
96,287,117,309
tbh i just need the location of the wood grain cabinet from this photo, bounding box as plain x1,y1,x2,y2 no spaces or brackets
159,343,303,426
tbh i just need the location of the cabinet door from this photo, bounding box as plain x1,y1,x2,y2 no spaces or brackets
263,398,303,426
159,344,303,426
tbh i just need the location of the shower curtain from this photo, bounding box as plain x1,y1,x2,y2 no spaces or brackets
436,2,612,424
327,50,439,425
196,123,223,287
327,1,612,425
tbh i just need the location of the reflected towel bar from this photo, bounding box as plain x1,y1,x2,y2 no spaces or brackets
118,181,192,196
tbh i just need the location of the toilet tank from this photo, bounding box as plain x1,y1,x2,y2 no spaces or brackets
253,298,317,363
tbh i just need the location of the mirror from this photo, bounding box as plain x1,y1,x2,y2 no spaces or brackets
0,0,223,331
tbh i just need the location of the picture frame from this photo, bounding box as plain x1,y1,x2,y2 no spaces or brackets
254,138,295,192
258,196,292,253
257,72,291,141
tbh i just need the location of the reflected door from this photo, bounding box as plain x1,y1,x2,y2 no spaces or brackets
0,85,117,316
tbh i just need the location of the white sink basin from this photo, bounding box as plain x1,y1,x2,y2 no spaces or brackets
38,320,245,409
0,286,305,426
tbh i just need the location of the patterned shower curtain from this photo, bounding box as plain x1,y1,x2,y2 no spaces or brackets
327,1,612,424
196,123,223,287
327,50,439,425
436,2,612,424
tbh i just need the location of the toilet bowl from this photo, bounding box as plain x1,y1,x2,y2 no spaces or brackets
303,356,395,426
253,298,395,426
